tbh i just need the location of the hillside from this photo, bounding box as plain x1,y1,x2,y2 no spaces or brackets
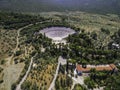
0,11,120,90
0,0,120,14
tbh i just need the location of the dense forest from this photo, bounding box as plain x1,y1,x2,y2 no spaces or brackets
0,12,45,29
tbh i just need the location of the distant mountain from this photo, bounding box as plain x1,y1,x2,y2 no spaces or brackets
0,0,120,14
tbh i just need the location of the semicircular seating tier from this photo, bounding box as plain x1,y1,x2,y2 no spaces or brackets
40,27,75,40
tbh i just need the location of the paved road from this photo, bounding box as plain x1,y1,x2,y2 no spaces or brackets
16,56,34,90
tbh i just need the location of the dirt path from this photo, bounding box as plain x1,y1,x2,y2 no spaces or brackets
5,20,50,66
0,24,34,90
6,24,33,65
5,29,20,65
1,20,50,90
16,56,34,90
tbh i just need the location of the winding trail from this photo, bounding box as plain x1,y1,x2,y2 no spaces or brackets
0,24,33,90
6,24,33,65
0,20,50,90
6,20,50,65
5,29,20,65
16,56,34,90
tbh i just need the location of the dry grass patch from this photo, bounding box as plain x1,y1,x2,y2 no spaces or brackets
0,63,25,90
24,60,57,90
0,29,17,60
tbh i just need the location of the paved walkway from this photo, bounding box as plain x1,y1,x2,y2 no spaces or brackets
68,75,84,85
94,87,104,90
71,81,76,90
68,74,86,90
70,74,104,90
48,57,60,90
48,56,66,90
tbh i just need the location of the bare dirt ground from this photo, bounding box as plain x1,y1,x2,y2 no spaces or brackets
16,55,35,90
0,63,24,90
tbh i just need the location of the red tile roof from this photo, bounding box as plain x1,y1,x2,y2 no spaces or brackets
76,64,117,72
